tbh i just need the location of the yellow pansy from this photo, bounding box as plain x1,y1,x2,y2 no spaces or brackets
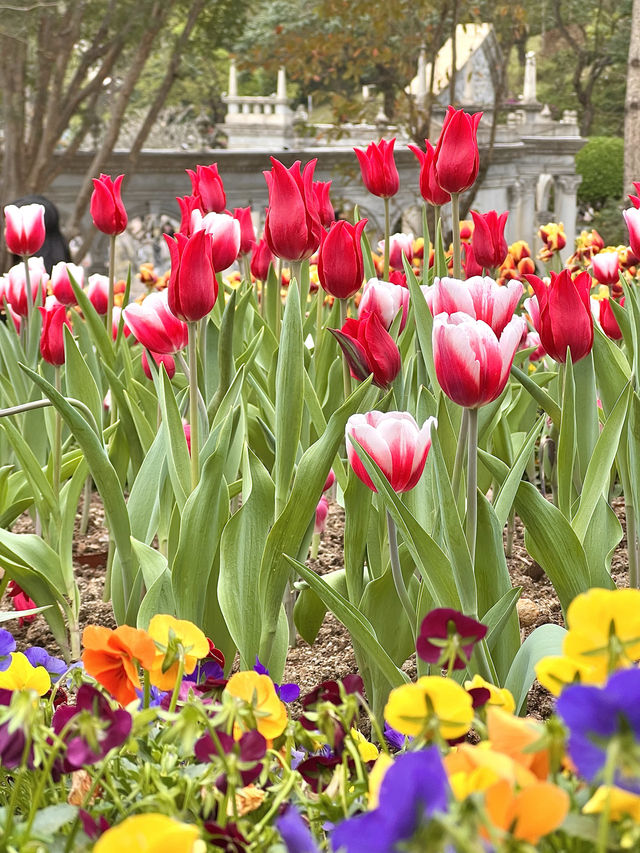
368,752,394,809
583,786,640,822
384,676,473,741
535,654,600,695
225,671,287,740
464,674,515,713
563,588,640,680
350,728,379,763
93,813,204,853
0,652,50,696
147,615,209,691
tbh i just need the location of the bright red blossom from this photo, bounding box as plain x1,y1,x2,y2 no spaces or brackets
90,174,128,235
434,108,482,194
39,302,70,365
264,158,323,262
408,140,451,206
470,210,509,270
354,139,399,198
524,270,593,363
331,311,401,388
318,219,368,299
165,229,217,322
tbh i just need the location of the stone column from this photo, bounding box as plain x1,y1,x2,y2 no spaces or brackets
516,176,538,253
227,59,238,114
554,174,582,261
276,67,288,116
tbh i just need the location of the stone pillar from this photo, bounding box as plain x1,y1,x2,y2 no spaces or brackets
415,46,428,110
523,52,537,104
516,176,538,253
227,59,238,114
276,67,288,115
554,174,582,261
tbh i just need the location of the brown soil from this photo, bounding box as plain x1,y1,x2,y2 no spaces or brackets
3,494,630,718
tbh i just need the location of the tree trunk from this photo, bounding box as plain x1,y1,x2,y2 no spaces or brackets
624,0,640,195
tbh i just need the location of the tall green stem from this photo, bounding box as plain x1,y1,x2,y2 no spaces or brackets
628,506,640,588
451,193,461,279
188,321,199,492
387,510,417,642
316,287,324,351
106,233,116,341
21,255,32,354
383,197,391,280
53,366,62,498
466,407,478,564
339,298,352,401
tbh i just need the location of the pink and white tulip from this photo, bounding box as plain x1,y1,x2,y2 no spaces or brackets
50,262,85,305
123,290,189,354
5,257,47,316
346,411,437,493
432,312,525,408
378,232,414,270
86,274,110,315
590,251,619,286
624,207,640,260
358,277,410,332
191,210,241,272
427,276,523,337
4,204,46,257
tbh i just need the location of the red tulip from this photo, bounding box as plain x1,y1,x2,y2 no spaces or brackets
429,276,523,337
187,163,226,213
141,349,176,380
123,290,189,354
433,107,482,195
4,203,46,256
629,182,640,209
314,495,329,535
86,274,109,315
165,229,217,322
524,270,593,363
462,242,483,278
233,207,256,255
591,251,620,285
470,210,509,270
90,174,128,235
38,302,70,365
177,194,200,236
354,138,399,198
191,211,241,272
313,180,335,228
51,262,84,306
331,311,401,388
317,219,367,300
408,140,451,206
346,410,437,493
250,237,274,281
432,311,525,408
593,295,624,341
4,258,47,316
378,232,414,270
358,277,409,332
263,157,323,262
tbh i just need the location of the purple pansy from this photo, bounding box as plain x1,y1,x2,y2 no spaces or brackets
556,668,640,794
254,657,300,703
52,684,132,771
0,629,16,672
0,687,34,768
277,806,320,853
331,747,449,853
24,647,67,681
195,728,267,790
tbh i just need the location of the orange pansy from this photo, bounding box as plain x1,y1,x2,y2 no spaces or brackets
486,706,550,780
484,779,569,844
82,625,156,705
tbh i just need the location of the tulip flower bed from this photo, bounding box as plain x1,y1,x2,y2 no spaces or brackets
0,106,640,849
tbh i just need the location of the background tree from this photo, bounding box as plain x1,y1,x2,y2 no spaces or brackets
624,0,640,194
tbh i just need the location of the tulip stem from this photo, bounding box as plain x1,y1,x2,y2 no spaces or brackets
188,321,199,492
339,298,352,401
316,288,324,351
451,193,462,279
466,406,478,564
383,197,391,281
106,233,116,343
451,408,469,501
386,510,417,641
21,255,32,355
627,505,640,588
53,366,62,499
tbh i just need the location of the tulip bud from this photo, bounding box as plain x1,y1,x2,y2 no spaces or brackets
323,470,336,492
591,250,620,286
141,349,176,380
433,108,482,195
87,274,109,315
358,278,409,332
592,293,624,341
354,138,399,198
51,262,84,306
5,258,47,316
346,411,437,493
177,194,200,236
314,495,329,535
408,141,451,206
90,174,128,235
462,243,483,278
263,157,323,262
331,311,401,388
378,233,414,270
524,270,593,363
233,207,256,255
38,303,70,365
187,163,226,213
165,229,217,323
470,210,509,270
4,204,46,256
318,219,367,300
313,180,335,228
191,211,241,272
250,237,275,281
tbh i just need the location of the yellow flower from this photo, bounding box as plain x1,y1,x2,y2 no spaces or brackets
93,814,204,853
225,671,288,740
0,652,50,695
583,786,640,822
384,676,473,741
368,753,394,809
147,615,209,691
464,675,515,713
562,589,640,681
350,728,379,763
535,654,599,695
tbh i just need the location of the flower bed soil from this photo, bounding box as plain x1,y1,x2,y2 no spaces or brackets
2,494,630,719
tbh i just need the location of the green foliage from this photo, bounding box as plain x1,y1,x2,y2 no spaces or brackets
576,137,624,205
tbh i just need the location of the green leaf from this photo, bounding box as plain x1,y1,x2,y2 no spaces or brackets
493,415,545,528
288,555,409,689
67,269,115,368
505,623,567,714
0,417,58,520
133,539,176,629
31,803,77,835
155,368,190,511
510,364,561,425
64,325,104,433
406,266,439,393
556,356,576,519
